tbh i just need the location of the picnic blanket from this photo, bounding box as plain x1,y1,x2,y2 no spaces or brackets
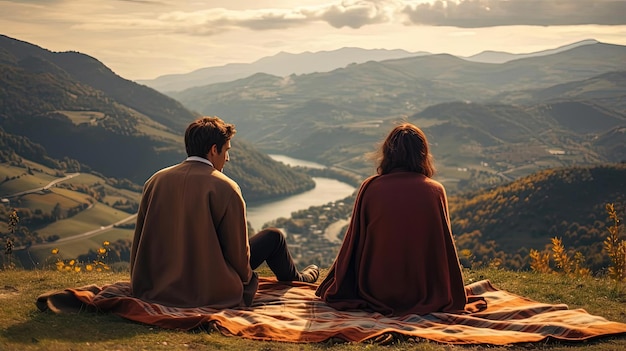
36,278,626,345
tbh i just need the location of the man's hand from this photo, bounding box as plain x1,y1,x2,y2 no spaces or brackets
243,271,259,306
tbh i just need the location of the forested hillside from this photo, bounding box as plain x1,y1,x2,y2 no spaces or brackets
449,164,626,271
0,34,314,200
0,127,81,172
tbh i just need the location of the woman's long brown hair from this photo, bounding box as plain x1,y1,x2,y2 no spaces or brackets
376,123,435,177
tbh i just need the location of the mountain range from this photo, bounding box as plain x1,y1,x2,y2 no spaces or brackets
463,39,599,64
138,39,599,93
167,40,626,191
0,34,314,201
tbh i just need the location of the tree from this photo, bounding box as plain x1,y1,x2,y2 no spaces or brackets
51,203,62,221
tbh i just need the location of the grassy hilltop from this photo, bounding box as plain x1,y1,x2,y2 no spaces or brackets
1,267,625,351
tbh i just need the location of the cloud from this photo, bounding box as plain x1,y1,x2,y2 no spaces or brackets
154,0,626,36
153,8,309,36
4,0,624,41
315,0,394,29
402,0,626,28
154,1,395,36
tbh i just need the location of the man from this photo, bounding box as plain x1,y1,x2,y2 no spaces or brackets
130,116,318,308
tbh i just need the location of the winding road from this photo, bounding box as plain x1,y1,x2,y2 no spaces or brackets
7,173,137,250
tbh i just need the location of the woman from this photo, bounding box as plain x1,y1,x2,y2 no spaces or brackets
316,123,484,316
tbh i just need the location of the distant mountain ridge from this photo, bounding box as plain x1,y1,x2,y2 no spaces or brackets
463,39,599,63
137,47,428,92
139,39,601,93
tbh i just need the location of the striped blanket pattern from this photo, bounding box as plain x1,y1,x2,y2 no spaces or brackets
36,278,626,344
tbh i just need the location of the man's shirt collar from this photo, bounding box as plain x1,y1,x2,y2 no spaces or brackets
185,156,214,168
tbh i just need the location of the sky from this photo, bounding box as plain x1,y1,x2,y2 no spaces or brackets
1,0,625,80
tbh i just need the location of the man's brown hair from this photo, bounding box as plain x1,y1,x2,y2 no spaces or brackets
185,116,236,157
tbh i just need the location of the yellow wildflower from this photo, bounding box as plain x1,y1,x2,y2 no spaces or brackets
74,266,81,272
103,241,110,246
460,249,472,258
51,248,59,255
97,248,107,255
69,259,75,266
86,264,93,271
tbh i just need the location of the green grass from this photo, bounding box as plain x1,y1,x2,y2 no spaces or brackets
85,228,134,245
57,110,106,126
23,227,135,270
0,161,141,268
34,203,132,240
20,188,91,213
22,226,135,268
61,173,108,186
0,169,57,195
0,163,138,233
1,267,625,351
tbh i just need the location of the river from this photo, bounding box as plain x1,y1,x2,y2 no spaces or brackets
246,155,356,231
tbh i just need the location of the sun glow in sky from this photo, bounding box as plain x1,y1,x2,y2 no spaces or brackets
1,0,625,80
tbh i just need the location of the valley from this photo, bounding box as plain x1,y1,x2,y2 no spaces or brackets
0,35,625,274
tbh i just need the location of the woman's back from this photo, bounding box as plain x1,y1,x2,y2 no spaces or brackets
356,171,466,315
317,123,472,316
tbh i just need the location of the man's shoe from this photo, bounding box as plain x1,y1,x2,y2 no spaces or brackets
299,264,320,283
